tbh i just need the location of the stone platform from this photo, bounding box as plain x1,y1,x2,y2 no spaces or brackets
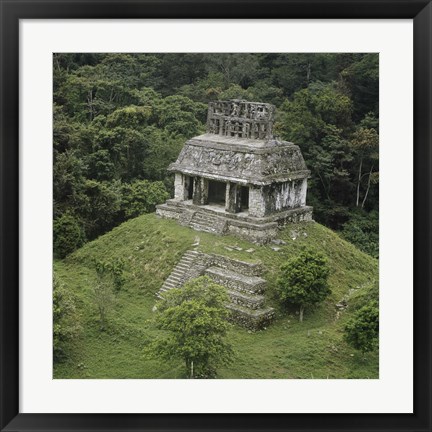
156,199,313,244
157,250,275,330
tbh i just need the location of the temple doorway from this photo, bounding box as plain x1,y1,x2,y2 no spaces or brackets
208,180,226,206
240,186,249,211
187,176,194,200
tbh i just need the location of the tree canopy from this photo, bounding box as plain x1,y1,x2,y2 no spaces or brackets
344,300,379,355
277,248,331,322
147,276,234,378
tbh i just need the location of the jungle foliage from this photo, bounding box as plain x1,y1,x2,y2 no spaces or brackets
53,53,379,257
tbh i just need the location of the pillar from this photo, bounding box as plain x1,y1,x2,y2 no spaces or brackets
225,182,241,213
192,177,209,205
174,173,193,201
248,185,266,217
174,173,184,200
300,178,307,206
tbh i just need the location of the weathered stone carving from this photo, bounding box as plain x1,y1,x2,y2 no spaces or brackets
206,100,275,140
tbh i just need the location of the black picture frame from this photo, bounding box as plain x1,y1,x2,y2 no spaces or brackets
1,1,431,431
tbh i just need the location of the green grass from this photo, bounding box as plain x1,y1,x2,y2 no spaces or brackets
54,213,379,379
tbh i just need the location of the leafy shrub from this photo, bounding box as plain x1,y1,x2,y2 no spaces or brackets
344,300,379,355
91,259,125,330
53,213,86,258
121,180,169,219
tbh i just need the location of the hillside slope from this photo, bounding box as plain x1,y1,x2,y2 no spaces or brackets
54,213,379,379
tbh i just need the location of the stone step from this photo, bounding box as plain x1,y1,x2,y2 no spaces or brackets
183,252,199,258
180,258,196,263
183,251,199,257
227,290,265,310
190,219,218,231
193,217,216,224
190,218,217,227
176,264,191,271
168,276,182,284
193,218,218,226
189,223,219,234
194,212,217,219
226,303,275,330
158,250,206,297
205,266,267,294
180,256,195,262
163,279,178,286
178,258,195,263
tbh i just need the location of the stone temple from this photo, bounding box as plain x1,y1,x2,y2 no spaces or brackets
156,100,313,243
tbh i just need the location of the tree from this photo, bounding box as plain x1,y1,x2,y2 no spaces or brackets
341,209,379,258
344,300,379,355
147,276,234,378
155,94,207,137
80,180,122,239
276,83,355,228
53,273,80,362
349,127,379,208
268,53,337,97
205,53,260,88
277,249,331,322
340,53,379,121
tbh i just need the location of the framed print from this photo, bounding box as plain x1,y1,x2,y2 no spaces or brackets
1,0,431,431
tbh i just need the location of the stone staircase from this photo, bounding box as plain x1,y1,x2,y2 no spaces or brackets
157,250,202,297
189,211,227,234
157,250,275,330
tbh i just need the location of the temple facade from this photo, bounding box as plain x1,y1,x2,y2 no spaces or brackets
156,100,313,243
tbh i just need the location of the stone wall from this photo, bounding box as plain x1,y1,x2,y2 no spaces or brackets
248,186,266,218
207,253,263,277
262,179,307,214
247,180,307,217
226,221,279,244
226,304,275,330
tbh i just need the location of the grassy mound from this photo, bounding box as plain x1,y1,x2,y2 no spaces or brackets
54,213,378,379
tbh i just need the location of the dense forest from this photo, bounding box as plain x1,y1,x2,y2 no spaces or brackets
53,53,379,258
